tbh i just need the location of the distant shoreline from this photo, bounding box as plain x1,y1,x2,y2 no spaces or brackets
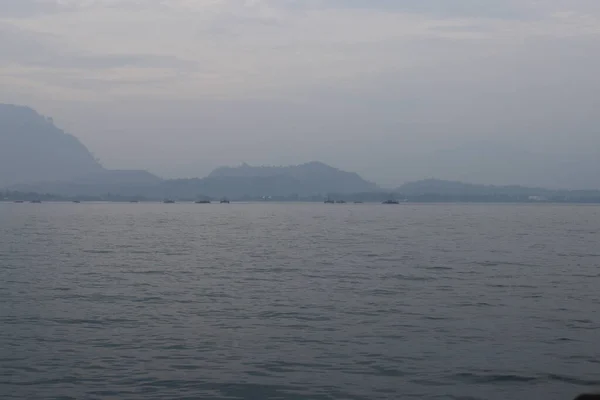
4,198,600,205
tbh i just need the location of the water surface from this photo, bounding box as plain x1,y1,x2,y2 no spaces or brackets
1,203,599,399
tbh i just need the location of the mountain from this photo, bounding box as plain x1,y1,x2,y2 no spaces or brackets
404,142,600,190
208,162,379,194
9,169,163,198
0,104,103,187
0,104,161,189
10,162,378,199
394,179,600,202
396,179,550,196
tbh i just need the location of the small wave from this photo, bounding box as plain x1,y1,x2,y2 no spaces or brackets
48,317,135,325
450,372,600,386
170,364,202,371
547,374,600,386
3,377,78,386
128,270,165,275
391,274,436,282
558,252,600,259
85,391,121,397
476,261,540,268
451,372,538,384
49,318,106,325
426,266,453,270
371,365,407,377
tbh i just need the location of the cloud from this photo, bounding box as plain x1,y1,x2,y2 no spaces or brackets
0,0,67,18
2,1,599,187
1,0,600,110
0,23,193,69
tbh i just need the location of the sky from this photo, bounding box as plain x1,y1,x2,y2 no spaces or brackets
1,0,599,187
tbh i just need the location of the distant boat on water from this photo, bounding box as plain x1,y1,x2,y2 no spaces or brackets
30,200,42,204
72,200,81,203
336,200,346,204
195,200,211,204
382,199,399,204
163,199,175,204
220,198,230,204
324,197,334,204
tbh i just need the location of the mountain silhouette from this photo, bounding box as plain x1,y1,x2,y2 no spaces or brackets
11,162,379,199
207,162,379,194
0,104,161,188
0,104,103,187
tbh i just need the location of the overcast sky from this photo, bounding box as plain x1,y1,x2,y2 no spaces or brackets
1,0,599,186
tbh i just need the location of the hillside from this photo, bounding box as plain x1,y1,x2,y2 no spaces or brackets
10,162,378,199
0,104,162,189
0,104,103,187
208,162,379,194
405,142,600,190
396,179,551,197
393,179,600,202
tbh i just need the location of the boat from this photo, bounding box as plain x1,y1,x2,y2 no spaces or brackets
336,200,346,204
220,198,230,204
163,199,175,204
72,200,81,203
30,200,42,204
324,197,334,204
195,200,211,204
382,199,399,204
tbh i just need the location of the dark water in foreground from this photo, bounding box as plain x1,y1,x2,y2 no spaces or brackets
1,203,599,400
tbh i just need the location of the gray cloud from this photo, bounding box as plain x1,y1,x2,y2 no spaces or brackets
304,0,534,19
0,23,194,70
1,0,600,187
0,0,69,17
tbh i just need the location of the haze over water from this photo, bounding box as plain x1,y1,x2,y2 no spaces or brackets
1,203,599,399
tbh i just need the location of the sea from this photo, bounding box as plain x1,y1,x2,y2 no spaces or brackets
1,202,599,400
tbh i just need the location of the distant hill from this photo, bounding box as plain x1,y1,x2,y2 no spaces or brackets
208,162,379,194
0,104,103,187
393,179,600,202
10,162,378,199
6,176,600,203
0,104,161,189
396,179,550,196
403,142,600,190
9,169,163,198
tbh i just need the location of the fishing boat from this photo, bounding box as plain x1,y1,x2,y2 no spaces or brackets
163,199,175,204
195,200,211,204
220,198,230,204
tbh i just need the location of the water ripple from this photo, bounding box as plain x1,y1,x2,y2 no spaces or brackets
1,203,599,399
